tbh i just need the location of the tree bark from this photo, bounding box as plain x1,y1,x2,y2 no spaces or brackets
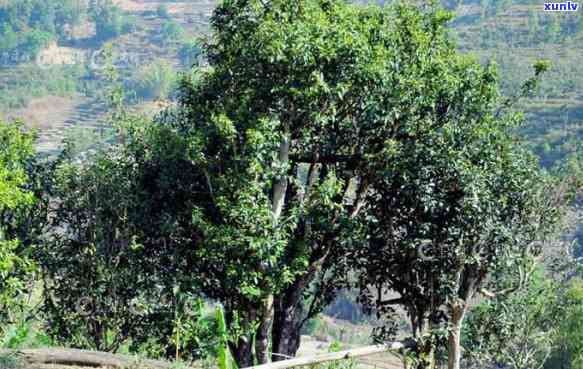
272,296,303,361
447,304,466,369
271,274,312,361
251,133,291,364
271,237,333,361
256,294,275,364
272,135,290,220
232,337,254,368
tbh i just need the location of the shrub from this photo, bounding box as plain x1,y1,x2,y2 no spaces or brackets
159,20,184,46
39,119,213,359
0,121,36,329
131,60,177,100
89,0,127,41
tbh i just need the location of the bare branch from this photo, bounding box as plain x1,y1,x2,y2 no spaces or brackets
290,154,360,164
272,135,290,221
378,297,404,306
350,177,369,219
479,287,519,299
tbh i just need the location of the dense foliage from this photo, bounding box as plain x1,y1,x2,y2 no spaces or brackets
352,46,560,369
0,121,36,326
464,269,560,369
0,0,82,60
39,118,211,356
88,0,133,42
1,1,582,369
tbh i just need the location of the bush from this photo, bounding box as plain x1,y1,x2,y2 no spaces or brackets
159,20,184,46
89,0,128,41
0,121,36,328
39,119,213,359
40,145,168,352
131,60,177,100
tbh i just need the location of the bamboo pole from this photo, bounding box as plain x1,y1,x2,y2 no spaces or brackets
245,341,414,369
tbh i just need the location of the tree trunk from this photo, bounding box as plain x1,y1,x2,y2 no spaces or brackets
410,311,436,369
232,337,254,368
269,133,293,362
256,294,275,364
271,240,331,362
272,277,309,361
447,305,465,369
272,298,302,361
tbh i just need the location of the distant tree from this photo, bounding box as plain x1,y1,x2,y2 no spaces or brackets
121,15,139,34
0,24,19,51
478,0,512,18
545,16,561,42
577,15,583,36
441,0,463,11
0,0,84,44
159,20,184,46
35,4,57,35
89,0,125,41
527,8,539,42
22,29,53,58
54,0,85,36
480,0,490,18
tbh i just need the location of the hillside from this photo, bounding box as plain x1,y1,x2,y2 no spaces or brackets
0,0,215,154
1,0,581,168
446,0,583,170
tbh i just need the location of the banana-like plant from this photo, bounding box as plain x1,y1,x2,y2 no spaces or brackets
216,305,237,369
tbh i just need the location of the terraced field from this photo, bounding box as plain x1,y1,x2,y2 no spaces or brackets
2,0,217,155
2,0,581,164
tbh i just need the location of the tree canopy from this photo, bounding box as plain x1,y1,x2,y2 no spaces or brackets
18,1,570,369
0,121,36,324
353,58,561,369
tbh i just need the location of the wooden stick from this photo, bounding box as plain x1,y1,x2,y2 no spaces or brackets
245,341,414,369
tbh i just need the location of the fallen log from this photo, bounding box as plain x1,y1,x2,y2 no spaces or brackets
245,340,415,369
0,348,192,368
